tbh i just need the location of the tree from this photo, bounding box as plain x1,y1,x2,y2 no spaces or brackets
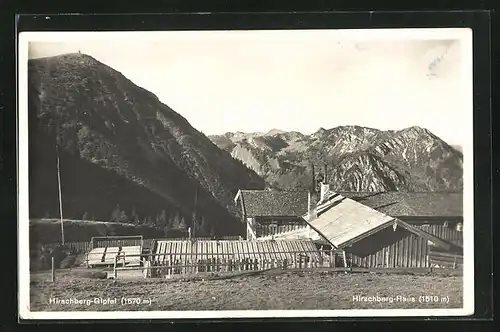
191,210,198,237
172,211,182,229
209,223,216,237
111,204,121,221
158,209,167,229
132,211,140,224
171,211,187,230
111,204,128,223
178,215,187,230
199,216,209,236
166,212,173,230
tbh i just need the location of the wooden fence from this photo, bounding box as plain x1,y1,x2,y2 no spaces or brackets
40,236,244,254
113,250,346,279
39,241,93,253
428,251,463,269
91,235,144,250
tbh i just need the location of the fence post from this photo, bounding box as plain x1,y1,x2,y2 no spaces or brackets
143,260,149,279
51,257,55,282
113,255,117,279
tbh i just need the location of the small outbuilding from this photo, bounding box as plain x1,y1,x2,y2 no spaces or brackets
266,192,461,268
234,189,310,239
339,191,463,247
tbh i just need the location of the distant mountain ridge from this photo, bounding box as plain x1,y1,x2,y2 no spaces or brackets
209,125,463,192
28,53,265,237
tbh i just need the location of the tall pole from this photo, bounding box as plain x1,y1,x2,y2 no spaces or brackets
193,187,198,238
56,144,65,245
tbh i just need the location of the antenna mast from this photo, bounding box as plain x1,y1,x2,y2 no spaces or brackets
56,144,65,245
193,187,198,238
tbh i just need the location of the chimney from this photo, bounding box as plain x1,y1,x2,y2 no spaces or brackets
320,183,330,203
311,164,316,193
307,191,318,221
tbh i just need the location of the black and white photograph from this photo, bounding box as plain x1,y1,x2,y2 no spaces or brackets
18,27,474,319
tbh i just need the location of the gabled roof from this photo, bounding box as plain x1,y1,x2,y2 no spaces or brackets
304,194,395,248
153,239,320,261
268,193,455,251
235,189,309,217
337,191,463,217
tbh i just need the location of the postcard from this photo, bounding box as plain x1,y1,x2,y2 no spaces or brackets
18,27,474,319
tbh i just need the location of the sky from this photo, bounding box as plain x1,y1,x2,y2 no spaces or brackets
26,29,472,146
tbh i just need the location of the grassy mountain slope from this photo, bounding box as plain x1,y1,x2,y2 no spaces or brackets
28,53,264,237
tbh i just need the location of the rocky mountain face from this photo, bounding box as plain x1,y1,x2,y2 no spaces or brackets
28,53,264,237
210,126,463,192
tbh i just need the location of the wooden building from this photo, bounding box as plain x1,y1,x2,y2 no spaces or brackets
338,191,463,248
265,192,462,268
234,189,310,239
151,239,320,263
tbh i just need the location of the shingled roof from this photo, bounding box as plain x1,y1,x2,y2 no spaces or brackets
337,192,463,217
262,193,456,251
235,189,309,217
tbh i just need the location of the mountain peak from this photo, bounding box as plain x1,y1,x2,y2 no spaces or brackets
211,124,462,193
314,127,328,136
29,53,265,236
405,125,430,134
35,52,99,64
264,129,286,136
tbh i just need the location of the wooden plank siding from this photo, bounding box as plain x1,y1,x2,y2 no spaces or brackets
255,223,308,237
428,250,463,268
252,216,308,238
344,227,431,268
416,224,463,247
153,240,321,262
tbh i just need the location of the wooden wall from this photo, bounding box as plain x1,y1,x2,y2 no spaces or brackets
345,227,431,268
252,217,307,237
400,217,463,247
416,224,463,247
